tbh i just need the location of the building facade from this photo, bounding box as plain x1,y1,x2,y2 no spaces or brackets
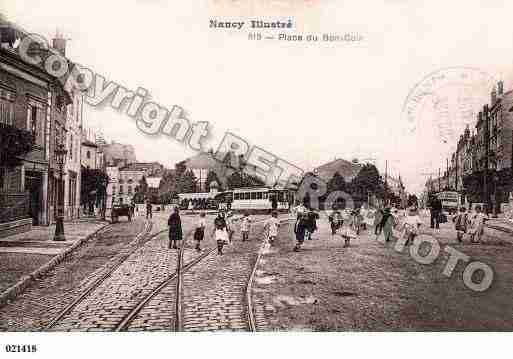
426,81,513,212
0,22,72,237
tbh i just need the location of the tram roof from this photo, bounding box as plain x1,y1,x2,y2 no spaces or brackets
229,186,290,192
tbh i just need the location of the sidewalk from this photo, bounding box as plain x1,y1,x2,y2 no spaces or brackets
0,218,108,295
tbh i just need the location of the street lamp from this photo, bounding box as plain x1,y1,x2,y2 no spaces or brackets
53,143,67,241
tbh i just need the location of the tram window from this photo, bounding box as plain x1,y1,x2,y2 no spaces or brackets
263,192,268,199
278,192,284,201
234,193,239,200
244,193,250,200
256,192,263,200
251,192,257,200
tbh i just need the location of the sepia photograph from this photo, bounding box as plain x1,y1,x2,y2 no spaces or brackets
0,0,512,357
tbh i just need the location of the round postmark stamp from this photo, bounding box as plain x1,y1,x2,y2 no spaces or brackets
402,67,497,146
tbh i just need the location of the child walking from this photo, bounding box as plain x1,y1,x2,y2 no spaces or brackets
240,212,251,241
265,211,280,246
468,205,487,244
340,210,358,247
194,212,206,252
452,207,468,243
402,207,422,245
226,211,235,244
293,212,308,252
213,212,228,255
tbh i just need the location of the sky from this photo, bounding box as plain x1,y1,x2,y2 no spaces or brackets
3,0,513,193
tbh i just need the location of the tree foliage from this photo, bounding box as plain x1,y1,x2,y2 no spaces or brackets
177,169,197,193
80,167,109,206
205,170,223,192
0,123,35,167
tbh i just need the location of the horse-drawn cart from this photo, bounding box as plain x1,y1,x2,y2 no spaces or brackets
111,204,132,223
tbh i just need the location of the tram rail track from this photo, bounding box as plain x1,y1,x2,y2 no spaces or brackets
117,217,269,332
46,214,288,332
45,220,156,330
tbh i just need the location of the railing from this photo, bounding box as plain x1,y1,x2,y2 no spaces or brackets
0,191,30,224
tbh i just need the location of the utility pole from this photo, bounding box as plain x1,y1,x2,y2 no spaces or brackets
483,105,490,214
446,158,449,190
384,160,388,206
438,168,441,192
455,148,459,192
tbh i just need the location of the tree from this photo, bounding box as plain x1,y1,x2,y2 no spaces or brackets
177,169,197,193
351,164,384,202
175,160,187,177
327,172,347,193
80,167,109,214
227,171,244,189
0,123,35,167
205,170,223,192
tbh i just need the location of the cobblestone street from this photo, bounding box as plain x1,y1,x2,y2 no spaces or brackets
0,218,149,331
251,214,513,331
0,211,277,332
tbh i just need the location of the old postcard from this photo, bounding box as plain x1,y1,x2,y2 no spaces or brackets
0,0,512,357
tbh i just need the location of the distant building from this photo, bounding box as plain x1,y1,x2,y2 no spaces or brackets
184,151,259,191
81,139,104,170
100,141,137,167
313,158,363,184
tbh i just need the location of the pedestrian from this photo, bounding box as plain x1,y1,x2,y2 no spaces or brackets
168,206,182,249
360,204,369,231
240,212,251,241
270,194,278,213
429,195,442,230
402,207,422,245
293,212,308,252
378,207,395,242
294,202,307,219
146,199,153,219
374,206,384,235
353,208,363,235
194,212,206,252
340,210,359,247
306,209,318,240
130,200,136,217
468,205,487,244
213,212,228,255
225,211,235,243
452,207,469,243
265,211,280,246
328,208,342,235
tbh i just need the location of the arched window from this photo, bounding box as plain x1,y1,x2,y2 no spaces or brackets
86,150,91,159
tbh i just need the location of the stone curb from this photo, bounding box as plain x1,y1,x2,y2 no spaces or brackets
0,220,112,308
246,216,292,332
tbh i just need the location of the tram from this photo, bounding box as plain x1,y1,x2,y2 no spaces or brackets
214,187,294,213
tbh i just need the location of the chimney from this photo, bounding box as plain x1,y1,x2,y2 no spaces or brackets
52,31,66,57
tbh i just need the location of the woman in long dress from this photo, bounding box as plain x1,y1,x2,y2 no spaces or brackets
373,206,384,235
168,206,183,249
378,207,395,242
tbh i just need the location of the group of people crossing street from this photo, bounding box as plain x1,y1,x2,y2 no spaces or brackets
166,206,283,256
164,197,489,259
289,199,491,253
